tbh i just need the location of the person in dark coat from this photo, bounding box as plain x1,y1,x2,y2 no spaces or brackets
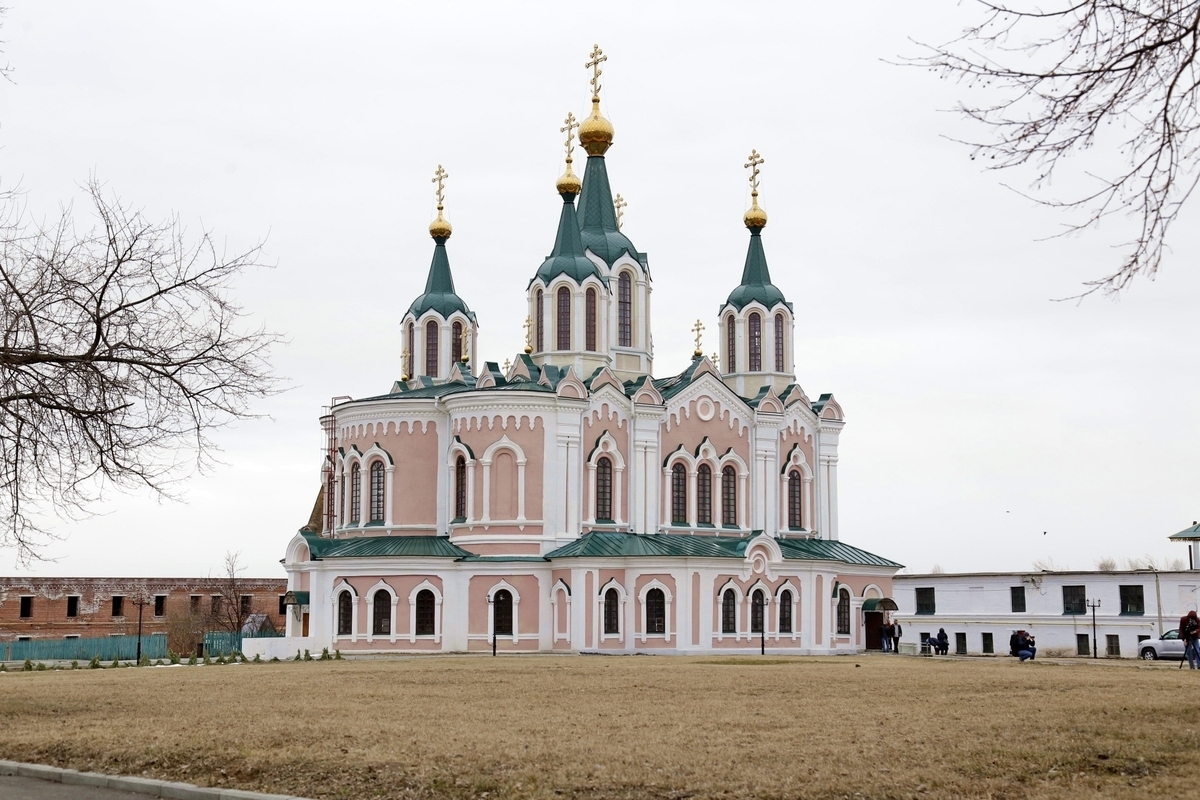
1017,632,1037,662
1181,610,1200,670
881,620,893,652
891,621,902,653
1009,631,1021,657
936,628,949,655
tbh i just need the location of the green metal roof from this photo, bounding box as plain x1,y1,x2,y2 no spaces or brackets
861,597,899,611
576,156,645,269
407,238,475,320
534,193,605,286
545,531,901,567
1169,521,1200,541
303,532,471,560
721,228,791,313
775,538,902,568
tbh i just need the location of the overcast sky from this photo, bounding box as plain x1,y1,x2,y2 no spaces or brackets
3,2,1197,578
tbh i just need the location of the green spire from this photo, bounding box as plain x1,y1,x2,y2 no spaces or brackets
577,155,642,268
534,192,605,285
407,237,474,320
721,228,791,312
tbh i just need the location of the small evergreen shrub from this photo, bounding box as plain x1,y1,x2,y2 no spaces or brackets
110,658,120,669
138,653,150,667
303,649,313,662
320,647,331,661
252,653,262,663
88,656,101,669
270,656,280,662
35,662,47,671
334,649,343,660
71,660,79,670
187,653,197,666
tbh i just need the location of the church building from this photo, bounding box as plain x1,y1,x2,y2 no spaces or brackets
246,48,901,659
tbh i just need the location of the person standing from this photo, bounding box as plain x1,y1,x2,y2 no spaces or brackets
1181,610,1200,670
881,619,893,653
891,620,902,653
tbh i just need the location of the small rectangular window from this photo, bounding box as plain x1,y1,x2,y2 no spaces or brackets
154,595,166,617
1076,633,1091,656
278,595,287,616
1137,634,1150,643
190,595,201,613
19,596,33,618
64,634,80,640
982,632,994,654
111,596,125,617
1106,634,1121,657
919,632,930,653
240,595,252,614
1010,586,1026,613
955,632,967,655
211,595,222,615
16,635,31,641
1119,585,1144,615
66,596,79,618
1062,585,1086,615
915,587,936,615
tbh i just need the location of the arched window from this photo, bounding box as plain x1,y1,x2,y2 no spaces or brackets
452,320,463,363
425,320,439,378
721,589,736,634
556,286,571,350
585,287,597,351
721,465,737,527
646,588,666,634
492,589,513,636
369,460,385,523
774,313,785,372
406,322,414,378
751,589,765,634
618,272,632,347
748,312,762,371
779,589,793,633
604,587,619,634
337,590,352,636
372,591,391,636
726,315,736,372
788,469,803,529
349,462,361,523
696,464,712,525
595,456,613,522
454,456,467,521
671,463,687,525
837,588,851,635
415,589,436,636
536,290,544,351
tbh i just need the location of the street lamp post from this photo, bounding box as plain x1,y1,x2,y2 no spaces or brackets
131,594,151,664
1086,598,1101,659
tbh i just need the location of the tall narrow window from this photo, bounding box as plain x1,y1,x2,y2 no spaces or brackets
415,589,436,636
671,463,687,525
452,320,463,363
406,322,414,378
350,462,361,523
721,589,736,634
596,456,613,521
557,286,571,350
721,465,737,526
646,588,666,634
696,464,712,525
779,589,793,633
751,589,765,634
493,589,513,636
748,312,762,371
604,588,620,634
836,588,850,635
618,272,632,347
454,456,467,521
726,316,737,372
372,592,391,636
787,469,802,529
337,591,352,636
425,320,439,378
585,287,597,351
369,460,385,522
536,290,545,351
774,313,785,372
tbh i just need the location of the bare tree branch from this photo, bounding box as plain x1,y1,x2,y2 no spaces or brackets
908,1,1200,296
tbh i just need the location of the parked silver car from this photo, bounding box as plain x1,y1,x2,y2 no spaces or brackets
1138,629,1187,660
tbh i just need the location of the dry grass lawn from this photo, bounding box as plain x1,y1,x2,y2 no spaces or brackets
1,654,1198,799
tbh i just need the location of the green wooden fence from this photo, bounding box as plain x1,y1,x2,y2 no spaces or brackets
3,634,168,663
203,630,282,656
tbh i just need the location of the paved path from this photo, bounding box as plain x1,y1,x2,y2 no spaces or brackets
0,775,145,799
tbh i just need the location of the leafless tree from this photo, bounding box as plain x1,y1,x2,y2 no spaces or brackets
911,2,1200,296
0,183,280,561
208,550,278,634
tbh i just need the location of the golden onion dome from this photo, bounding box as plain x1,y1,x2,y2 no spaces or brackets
428,205,452,239
556,158,582,195
578,98,614,156
743,190,768,229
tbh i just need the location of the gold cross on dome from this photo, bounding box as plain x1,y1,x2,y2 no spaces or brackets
503,357,512,373
561,112,579,162
614,194,627,230
459,328,471,363
523,315,533,352
692,319,705,355
401,348,411,380
711,352,720,369
744,149,764,193
432,164,449,208
586,44,607,99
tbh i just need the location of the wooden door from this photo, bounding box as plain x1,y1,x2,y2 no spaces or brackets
302,612,310,637
864,611,883,650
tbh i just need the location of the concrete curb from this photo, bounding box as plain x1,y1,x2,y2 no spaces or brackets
0,759,309,800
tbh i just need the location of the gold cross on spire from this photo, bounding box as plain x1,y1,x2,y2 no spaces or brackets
744,149,764,194
692,319,706,356
459,327,471,363
401,348,411,381
523,315,534,353
586,44,607,101
561,112,579,162
614,194,627,230
432,164,449,208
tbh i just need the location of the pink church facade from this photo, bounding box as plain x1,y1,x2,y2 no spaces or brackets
247,54,900,659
